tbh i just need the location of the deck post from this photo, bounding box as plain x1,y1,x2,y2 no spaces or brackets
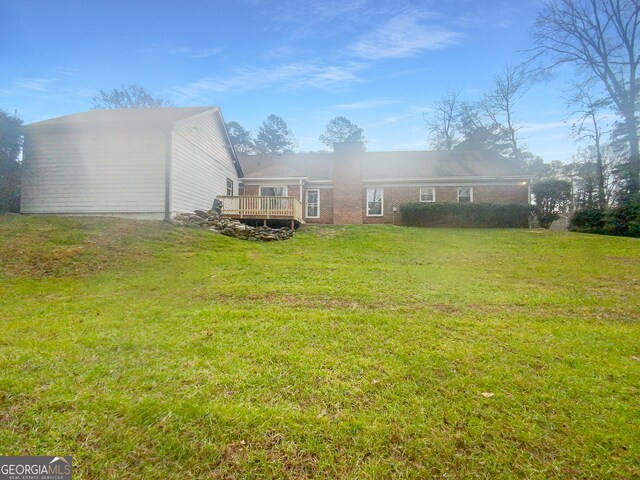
291,219,295,230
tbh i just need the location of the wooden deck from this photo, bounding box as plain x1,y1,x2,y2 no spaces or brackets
217,195,304,225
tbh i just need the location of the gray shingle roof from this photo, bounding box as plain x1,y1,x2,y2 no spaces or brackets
363,150,525,178
239,150,526,181
240,153,334,180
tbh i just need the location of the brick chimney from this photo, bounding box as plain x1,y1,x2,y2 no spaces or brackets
332,142,365,224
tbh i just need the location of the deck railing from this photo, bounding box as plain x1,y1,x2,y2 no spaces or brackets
217,195,304,223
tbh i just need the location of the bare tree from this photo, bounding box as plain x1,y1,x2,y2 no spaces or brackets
480,65,531,160
425,90,462,150
92,84,170,109
567,82,610,208
455,101,505,152
529,0,640,194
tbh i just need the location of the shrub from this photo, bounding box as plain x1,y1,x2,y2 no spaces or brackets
0,168,21,213
569,194,640,238
569,208,606,233
531,179,572,229
400,202,533,228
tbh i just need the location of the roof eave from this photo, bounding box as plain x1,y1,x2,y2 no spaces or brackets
362,176,531,185
241,176,308,182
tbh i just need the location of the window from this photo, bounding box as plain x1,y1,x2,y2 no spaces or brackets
420,187,435,202
366,188,383,216
260,186,288,196
457,187,473,203
226,178,234,196
306,189,320,218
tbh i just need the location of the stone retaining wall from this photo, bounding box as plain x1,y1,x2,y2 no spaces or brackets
171,210,294,241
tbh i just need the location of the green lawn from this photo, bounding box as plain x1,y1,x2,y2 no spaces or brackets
0,215,638,479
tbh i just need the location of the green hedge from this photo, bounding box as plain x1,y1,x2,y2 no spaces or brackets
400,202,533,228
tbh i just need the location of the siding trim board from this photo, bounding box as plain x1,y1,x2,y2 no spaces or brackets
164,127,173,221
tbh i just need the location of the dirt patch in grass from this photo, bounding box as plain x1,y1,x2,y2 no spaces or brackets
0,215,183,278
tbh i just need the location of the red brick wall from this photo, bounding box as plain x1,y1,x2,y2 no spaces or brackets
362,187,418,224
242,181,529,225
304,187,334,224
433,187,459,203
287,184,302,202
362,184,530,224
244,185,259,196
473,185,529,203
333,144,364,224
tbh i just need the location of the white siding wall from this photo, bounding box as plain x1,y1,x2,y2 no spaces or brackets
21,126,167,218
170,111,239,215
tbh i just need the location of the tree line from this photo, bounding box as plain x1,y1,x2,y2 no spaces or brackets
421,0,638,235
226,115,365,155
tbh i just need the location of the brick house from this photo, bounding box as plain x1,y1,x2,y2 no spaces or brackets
20,107,529,226
230,143,530,225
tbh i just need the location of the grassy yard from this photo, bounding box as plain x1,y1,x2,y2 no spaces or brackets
0,215,638,479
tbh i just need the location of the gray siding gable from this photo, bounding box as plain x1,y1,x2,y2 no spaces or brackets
169,110,240,216
21,107,240,220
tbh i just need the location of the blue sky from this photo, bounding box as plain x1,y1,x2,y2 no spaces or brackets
2,0,580,161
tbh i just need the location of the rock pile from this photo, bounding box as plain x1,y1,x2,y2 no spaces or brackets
171,210,294,241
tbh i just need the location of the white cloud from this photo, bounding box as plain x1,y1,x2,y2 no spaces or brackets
262,45,302,61
332,99,397,110
520,120,570,133
13,78,56,92
267,0,370,39
189,47,224,58
140,45,223,58
47,67,78,77
170,61,365,101
349,12,461,60
363,113,416,129
0,77,60,96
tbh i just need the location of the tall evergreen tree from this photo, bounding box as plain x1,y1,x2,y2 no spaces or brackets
226,121,256,154
254,115,297,154
319,116,366,149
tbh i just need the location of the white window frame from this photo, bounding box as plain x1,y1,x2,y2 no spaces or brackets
226,178,234,196
259,186,288,197
457,186,473,203
366,188,384,217
420,187,435,203
305,189,320,218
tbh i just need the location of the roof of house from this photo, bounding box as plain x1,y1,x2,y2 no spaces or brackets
240,152,334,180
363,150,525,178
25,106,217,128
239,150,526,181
